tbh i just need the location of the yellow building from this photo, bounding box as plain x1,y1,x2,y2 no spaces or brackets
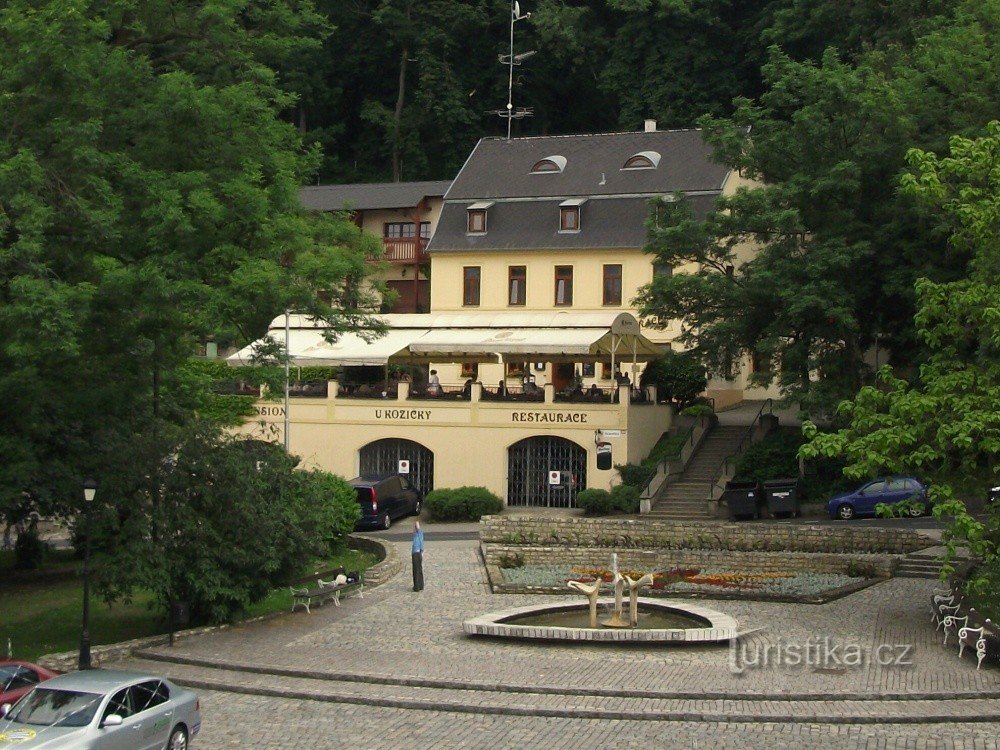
230,123,776,506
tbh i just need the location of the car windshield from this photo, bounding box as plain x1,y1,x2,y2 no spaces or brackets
5,687,102,727
0,666,19,692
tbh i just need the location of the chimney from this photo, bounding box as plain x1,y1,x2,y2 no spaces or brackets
644,119,657,133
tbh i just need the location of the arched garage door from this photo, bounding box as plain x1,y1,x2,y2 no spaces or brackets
359,439,434,494
508,436,587,508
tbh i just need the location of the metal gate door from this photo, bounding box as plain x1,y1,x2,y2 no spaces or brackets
359,439,434,494
507,436,587,508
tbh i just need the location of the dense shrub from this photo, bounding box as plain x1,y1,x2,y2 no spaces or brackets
615,463,656,489
680,403,715,418
577,489,615,515
13,527,46,570
734,428,850,501
425,486,503,521
577,486,641,515
610,484,641,513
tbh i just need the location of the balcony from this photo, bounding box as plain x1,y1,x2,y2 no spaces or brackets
381,237,429,264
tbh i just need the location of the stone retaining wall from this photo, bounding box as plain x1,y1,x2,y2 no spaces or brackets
479,516,927,595
480,516,931,555
482,545,895,594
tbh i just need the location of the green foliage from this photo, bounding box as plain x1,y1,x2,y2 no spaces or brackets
610,484,641,514
424,486,503,522
638,2,999,416
801,122,999,586
639,351,707,407
735,429,848,500
89,428,360,624
577,485,640,515
13,528,46,571
615,463,656,489
576,489,615,515
681,404,715,418
0,0,383,530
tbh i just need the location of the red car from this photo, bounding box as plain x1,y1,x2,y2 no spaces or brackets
0,660,60,707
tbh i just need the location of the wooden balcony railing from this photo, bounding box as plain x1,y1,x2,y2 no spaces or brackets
381,237,429,264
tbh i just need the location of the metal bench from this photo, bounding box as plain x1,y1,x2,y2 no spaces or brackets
289,568,364,614
958,616,1000,670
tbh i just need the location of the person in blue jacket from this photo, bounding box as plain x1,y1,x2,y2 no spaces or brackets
412,521,425,591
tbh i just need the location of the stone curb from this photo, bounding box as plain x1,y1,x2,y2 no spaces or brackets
152,674,1000,724
38,535,399,672
129,651,1000,703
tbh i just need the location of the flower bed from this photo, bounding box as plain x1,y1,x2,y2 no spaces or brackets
499,564,861,598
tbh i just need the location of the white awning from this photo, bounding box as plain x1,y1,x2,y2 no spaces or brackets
227,311,662,367
408,325,661,361
227,328,430,367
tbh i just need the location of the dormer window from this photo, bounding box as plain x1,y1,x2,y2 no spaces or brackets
622,151,661,170
466,201,493,234
531,155,567,174
559,198,586,232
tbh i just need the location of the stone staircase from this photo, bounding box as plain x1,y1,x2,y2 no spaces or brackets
895,550,946,579
646,425,747,520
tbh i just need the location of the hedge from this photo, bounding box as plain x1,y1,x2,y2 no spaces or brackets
425,486,503,521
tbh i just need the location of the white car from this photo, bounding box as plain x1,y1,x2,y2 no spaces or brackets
0,670,200,750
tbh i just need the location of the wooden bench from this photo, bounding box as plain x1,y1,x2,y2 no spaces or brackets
289,567,364,614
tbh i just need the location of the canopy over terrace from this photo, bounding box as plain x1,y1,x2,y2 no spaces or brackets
226,311,662,369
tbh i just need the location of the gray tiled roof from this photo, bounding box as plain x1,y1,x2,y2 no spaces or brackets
427,194,718,252
445,129,729,200
300,180,452,212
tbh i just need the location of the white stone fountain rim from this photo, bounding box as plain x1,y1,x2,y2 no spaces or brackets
463,597,739,643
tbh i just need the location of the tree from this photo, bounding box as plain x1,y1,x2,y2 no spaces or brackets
89,428,360,623
0,0,380,532
637,0,998,415
638,350,707,407
801,122,999,591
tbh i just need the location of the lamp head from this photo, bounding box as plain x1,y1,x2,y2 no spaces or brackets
83,478,97,503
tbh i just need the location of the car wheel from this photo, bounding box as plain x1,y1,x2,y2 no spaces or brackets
382,513,392,530
412,499,422,517
836,504,856,520
906,504,925,518
167,726,188,750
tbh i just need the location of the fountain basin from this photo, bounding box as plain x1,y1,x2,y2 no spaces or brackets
463,598,739,643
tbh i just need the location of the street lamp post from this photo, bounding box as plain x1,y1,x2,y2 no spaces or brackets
79,479,97,670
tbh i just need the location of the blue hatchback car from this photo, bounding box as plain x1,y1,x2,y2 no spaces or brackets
827,477,929,520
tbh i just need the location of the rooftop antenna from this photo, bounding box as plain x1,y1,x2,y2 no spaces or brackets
493,1,534,140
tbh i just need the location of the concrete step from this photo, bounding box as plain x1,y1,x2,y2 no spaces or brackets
122,655,1000,724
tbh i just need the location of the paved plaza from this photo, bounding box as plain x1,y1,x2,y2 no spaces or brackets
119,533,999,749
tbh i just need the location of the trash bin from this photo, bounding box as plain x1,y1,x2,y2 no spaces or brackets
723,480,763,520
764,479,801,518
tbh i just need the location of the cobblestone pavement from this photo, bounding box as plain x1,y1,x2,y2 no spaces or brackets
118,538,999,749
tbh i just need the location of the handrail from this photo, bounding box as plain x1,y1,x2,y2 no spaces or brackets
707,399,773,500
639,412,710,499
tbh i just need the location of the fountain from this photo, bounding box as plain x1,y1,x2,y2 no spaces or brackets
464,553,739,644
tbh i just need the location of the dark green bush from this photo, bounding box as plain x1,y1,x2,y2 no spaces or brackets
577,488,615,515
577,486,640,515
425,486,503,521
14,528,46,570
610,484,641,513
733,428,850,501
615,463,656,489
